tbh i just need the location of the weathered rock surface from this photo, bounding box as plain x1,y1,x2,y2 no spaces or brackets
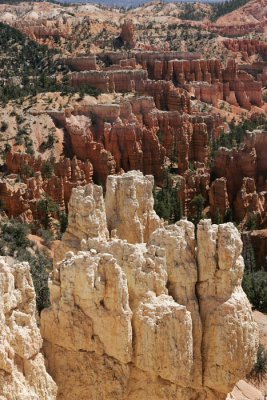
54,182,109,265
41,171,259,400
209,177,229,220
49,95,224,186
223,39,267,59
146,58,263,110
1,151,93,220
174,165,210,217
249,229,267,270
0,256,57,400
213,129,267,224
63,55,97,71
105,171,162,243
119,19,136,49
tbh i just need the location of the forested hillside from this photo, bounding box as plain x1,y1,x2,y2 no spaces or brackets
212,0,250,19
0,22,70,102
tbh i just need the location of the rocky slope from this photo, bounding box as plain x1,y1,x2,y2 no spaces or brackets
41,170,259,400
0,0,265,56
0,256,57,399
216,0,267,27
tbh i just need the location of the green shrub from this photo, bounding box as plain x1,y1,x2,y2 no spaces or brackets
212,0,250,21
16,114,25,125
40,133,56,151
0,218,51,313
190,194,205,226
212,116,267,155
17,126,28,137
242,270,267,313
21,164,35,178
59,212,68,234
0,221,31,254
37,196,59,229
38,228,54,248
154,180,183,223
245,213,260,231
41,160,54,179
2,143,11,160
179,3,208,21
18,249,51,313
247,344,267,384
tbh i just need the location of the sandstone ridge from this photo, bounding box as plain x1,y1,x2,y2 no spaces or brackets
41,170,259,400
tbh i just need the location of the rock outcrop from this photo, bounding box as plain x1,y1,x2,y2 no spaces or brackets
223,39,267,59
209,177,229,220
1,152,93,220
69,53,263,110
41,171,259,400
63,55,97,71
119,19,136,49
54,182,109,265
212,129,267,224
249,229,267,270
145,58,263,110
0,256,57,400
49,95,225,186
105,171,162,243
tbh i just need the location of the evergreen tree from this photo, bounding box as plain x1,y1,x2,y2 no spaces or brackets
191,194,205,226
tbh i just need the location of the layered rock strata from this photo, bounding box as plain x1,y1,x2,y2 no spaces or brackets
41,171,259,400
50,96,223,186
223,39,267,59
68,53,263,110
0,256,57,400
147,58,263,110
213,129,267,224
1,152,93,220
63,55,97,71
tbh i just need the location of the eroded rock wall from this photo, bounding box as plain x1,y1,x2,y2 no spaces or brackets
213,129,267,224
105,171,162,243
148,58,263,110
1,152,93,221
0,257,57,400
41,171,259,400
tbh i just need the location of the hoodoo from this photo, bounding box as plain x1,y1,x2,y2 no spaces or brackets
41,171,258,400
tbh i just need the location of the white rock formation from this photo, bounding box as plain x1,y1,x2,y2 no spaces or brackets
0,257,57,400
41,172,259,400
197,221,258,395
105,171,162,243
55,171,161,264
54,183,109,264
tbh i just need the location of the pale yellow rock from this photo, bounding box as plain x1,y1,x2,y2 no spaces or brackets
227,380,264,400
54,183,109,265
133,292,193,384
41,172,259,400
197,220,259,395
149,220,203,387
0,257,57,400
85,238,167,302
42,251,132,363
105,171,162,243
